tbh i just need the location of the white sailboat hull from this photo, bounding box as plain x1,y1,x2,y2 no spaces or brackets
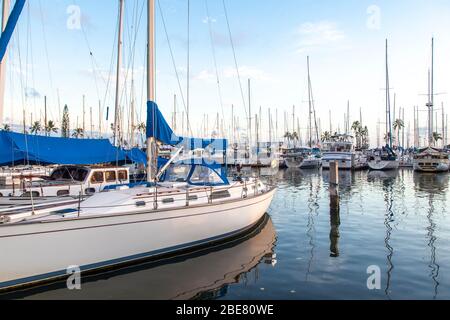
368,160,399,171
0,188,276,291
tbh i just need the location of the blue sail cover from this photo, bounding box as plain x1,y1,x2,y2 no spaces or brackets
146,101,227,151
0,0,26,62
0,131,127,166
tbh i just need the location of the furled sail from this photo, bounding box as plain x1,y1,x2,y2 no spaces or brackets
145,101,227,151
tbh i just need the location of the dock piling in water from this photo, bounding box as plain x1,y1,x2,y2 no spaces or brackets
329,161,340,257
330,161,339,185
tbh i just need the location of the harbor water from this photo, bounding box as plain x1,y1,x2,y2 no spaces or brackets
2,168,450,300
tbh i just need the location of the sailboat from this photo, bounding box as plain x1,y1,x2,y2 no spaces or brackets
0,0,276,292
413,38,450,172
285,56,321,169
368,39,399,171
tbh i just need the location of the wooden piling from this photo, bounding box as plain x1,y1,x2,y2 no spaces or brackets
329,161,340,257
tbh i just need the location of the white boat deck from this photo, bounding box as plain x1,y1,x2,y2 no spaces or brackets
2,179,267,225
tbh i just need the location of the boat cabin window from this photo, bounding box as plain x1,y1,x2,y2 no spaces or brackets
118,170,128,181
91,171,104,184
190,166,223,185
165,165,191,182
50,167,88,182
105,171,117,182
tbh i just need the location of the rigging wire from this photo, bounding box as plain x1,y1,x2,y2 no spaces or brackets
72,0,103,98
222,0,248,125
26,2,38,123
205,0,225,137
38,0,55,121
101,7,121,136
72,0,117,136
157,0,192,136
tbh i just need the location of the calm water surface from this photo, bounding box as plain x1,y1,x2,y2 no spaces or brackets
3,168,450,300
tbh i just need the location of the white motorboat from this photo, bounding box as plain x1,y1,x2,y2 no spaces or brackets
413,147,450,172
321,134,357,170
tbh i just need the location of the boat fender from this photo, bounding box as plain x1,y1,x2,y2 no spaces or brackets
0,215,11,224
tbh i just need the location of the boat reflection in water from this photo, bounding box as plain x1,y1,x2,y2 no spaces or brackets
413,171,449,195
2,215,277,300
367,169,398,183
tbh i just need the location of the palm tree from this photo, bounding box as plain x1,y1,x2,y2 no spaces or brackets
30,121,42,135
432,132,442,144
351,121,361,132
321,131,331,142
1,124,11,132
44,120,58,136
137,122,146,146
351,121,362,149
284,131,292,146
393,119,404,147
137,122,146,134
72,128,84,139
361,126,369,149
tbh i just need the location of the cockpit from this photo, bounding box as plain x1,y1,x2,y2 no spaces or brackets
162,160,229,186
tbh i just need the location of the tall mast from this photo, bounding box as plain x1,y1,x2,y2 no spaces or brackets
442,102,445,148
82,94,86,135
147,0,157,182
130,79,135,146
385,39,392,148
113,0,124,146
307,56,312,147
275,108,278,141
427,69,432,146
173,94,177,132
292,105,295,135
347,100,350,136
44,96,47,136
248,79,252,147
98,100,102,138
231,104,235,143
429,37,435,146
90,106,93,138
329,109,332,133
0,0,10,126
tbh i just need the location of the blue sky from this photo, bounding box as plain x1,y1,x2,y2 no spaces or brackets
4,0,450,145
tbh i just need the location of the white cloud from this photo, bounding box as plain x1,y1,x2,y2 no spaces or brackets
194,70,216,82
296,21,346,52
223,66,270,81
202,16,217,24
